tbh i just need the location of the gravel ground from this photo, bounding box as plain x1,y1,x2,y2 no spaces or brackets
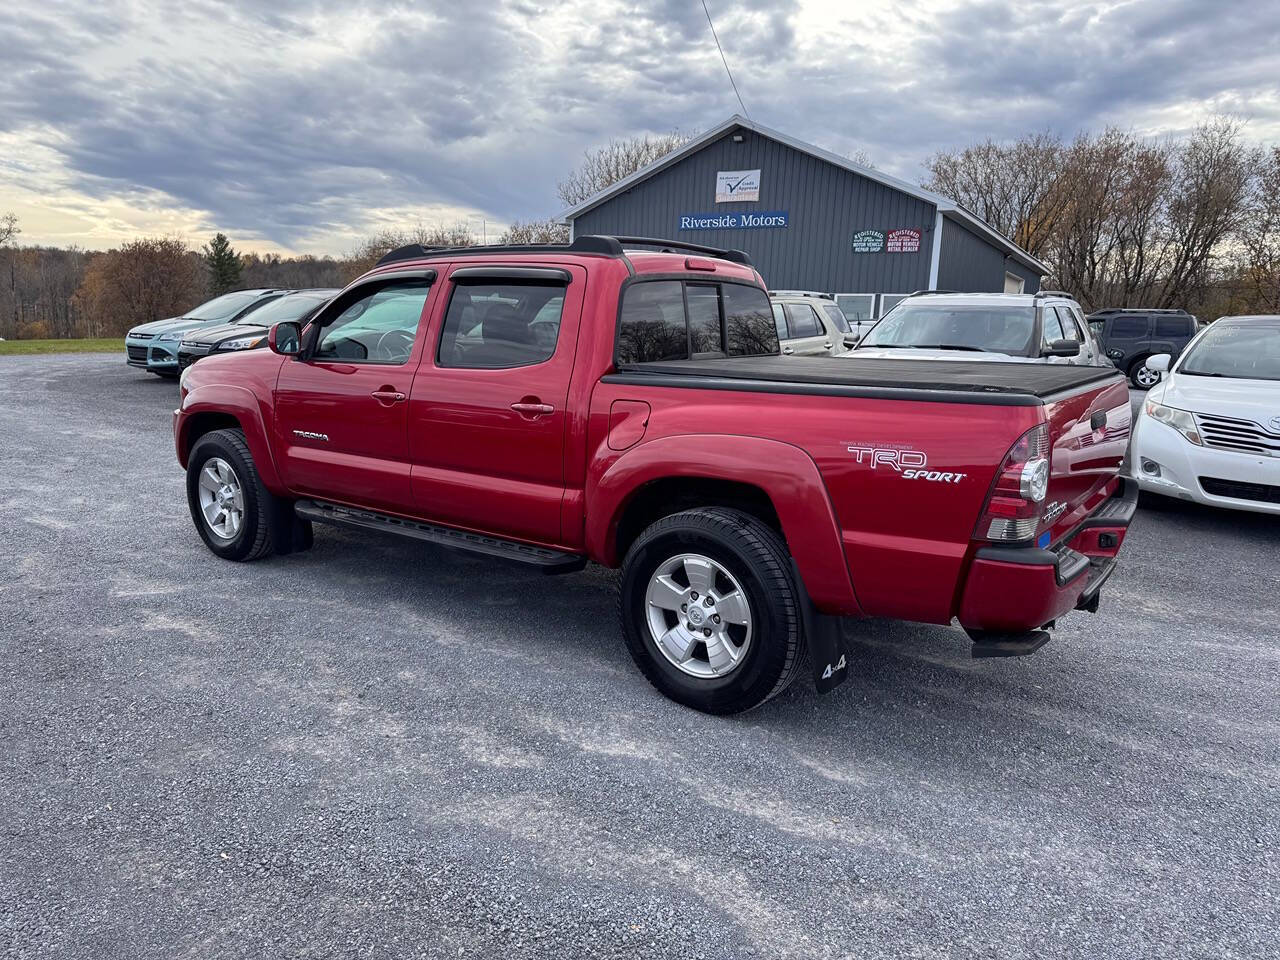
2,354,1276,959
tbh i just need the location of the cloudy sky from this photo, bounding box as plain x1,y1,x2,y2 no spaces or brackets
2,0,1278,255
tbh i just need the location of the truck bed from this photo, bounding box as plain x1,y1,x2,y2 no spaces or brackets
608,356,1124,406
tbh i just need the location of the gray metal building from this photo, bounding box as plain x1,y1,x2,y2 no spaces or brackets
560,116,1047,322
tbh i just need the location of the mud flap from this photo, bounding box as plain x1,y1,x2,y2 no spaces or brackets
791,560,850,694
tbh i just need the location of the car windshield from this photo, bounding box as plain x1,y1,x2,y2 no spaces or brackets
860,303,1037,355
1177,319,1280,381
186,291,264,321
233,293,331,326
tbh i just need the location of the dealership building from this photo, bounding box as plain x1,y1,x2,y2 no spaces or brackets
561,115,1048,322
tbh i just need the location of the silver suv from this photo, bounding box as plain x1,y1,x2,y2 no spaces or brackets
769,291,856,357
851,291,1105,366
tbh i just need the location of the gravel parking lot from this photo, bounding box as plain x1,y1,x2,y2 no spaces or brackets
2,354,1277,959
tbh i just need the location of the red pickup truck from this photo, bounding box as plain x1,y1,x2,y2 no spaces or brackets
174,235,1136,714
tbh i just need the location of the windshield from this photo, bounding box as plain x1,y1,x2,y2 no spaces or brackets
860,303,1037,355
1178,319,1280,381
819,303,851,334
234,293,331,326
186,291,264,321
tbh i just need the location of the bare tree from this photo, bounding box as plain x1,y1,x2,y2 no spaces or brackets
342,223,477,281
1239,146,1280,314
557,131,693,208
499,219,570,245
72,237,204,337
0,212,17,248
924,133,1068,259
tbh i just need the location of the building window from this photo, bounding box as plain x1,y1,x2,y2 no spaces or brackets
878,294,908,317
1004,272,1026,294
834,294,875,321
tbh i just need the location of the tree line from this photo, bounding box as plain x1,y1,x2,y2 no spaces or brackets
3,119,1275,340
924,117,1280,317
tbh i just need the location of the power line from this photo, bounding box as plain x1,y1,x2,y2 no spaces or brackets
701,0,748,117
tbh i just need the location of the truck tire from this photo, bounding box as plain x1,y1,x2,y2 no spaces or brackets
618,507,806,714
186,428,280,561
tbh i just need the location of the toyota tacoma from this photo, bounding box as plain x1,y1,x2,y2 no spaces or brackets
174,236,1136,714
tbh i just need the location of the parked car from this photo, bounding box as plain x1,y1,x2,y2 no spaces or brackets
178,289,337,370
852,291,1105,366
768,291,855,355
174,235,1134,714
1086,308,1198,390
125,289,285,376
1131,315,1280,515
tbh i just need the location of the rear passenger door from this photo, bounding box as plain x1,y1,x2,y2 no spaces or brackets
780,302,831,355
406,263,584,545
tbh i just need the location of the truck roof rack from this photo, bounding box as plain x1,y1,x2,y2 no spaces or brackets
1088,306,1189,315
374,234,753,268
906,289,961,297
1033,290,1077,299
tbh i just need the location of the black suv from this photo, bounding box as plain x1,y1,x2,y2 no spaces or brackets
1087,308,1199,389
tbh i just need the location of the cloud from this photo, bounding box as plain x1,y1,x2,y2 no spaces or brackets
2,0,1278,253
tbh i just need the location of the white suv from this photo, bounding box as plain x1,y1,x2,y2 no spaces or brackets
851,291,1106,366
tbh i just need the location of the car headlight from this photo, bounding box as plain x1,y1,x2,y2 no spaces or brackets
217,335,266,351
157,332,182,342
1144,399,1201,445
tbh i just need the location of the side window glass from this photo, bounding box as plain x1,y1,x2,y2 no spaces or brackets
617,281,687,364
1054,307,1082,341
1041,306,1066,344
1154,316,1191,338
724,285,779,357
821,303,851,334
1089,320,1106,340
771,303,787,340
438,281,565,369
1111,315,1149,339
686,284,723,355
784,303,822,338
314,283,430,364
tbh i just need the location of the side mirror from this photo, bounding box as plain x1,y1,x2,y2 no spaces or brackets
269,321,302,356
1041,339,1081,358
843,334,860,349
1146,353,1171,372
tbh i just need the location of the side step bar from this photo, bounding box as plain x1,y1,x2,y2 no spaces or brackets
294,500,587,574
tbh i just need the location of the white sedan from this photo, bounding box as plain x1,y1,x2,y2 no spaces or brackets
1131,315,1280,515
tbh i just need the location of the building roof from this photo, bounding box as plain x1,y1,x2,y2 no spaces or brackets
558,115,1049,276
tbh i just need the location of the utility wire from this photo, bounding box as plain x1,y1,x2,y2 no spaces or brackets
701,0,748,117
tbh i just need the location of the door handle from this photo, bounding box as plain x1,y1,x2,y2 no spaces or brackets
511,401,554,417
823,341,832,349
782,346,794,355
371,388,406,404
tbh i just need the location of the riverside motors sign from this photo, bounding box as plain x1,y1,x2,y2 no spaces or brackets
679,211,789,231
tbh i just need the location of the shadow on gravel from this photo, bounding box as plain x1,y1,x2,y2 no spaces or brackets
1136,490,1280,543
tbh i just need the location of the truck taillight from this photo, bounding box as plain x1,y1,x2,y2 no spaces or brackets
977,423,1050,542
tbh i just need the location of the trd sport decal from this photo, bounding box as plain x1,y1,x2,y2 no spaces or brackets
846,444,966,484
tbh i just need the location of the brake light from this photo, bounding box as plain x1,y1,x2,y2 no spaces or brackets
976,423,1051,542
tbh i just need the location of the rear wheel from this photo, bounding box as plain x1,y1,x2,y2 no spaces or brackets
618,507,805,714
186,428,278,561
1130,357,1161,389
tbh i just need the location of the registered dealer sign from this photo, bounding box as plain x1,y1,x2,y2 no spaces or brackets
887,228,922,253
852,230,884,253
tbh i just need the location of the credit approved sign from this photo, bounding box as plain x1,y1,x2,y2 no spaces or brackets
715,169,761,203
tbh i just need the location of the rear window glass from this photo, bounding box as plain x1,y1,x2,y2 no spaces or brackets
820,303,851,333
783,303,822,338
724,284,778,356
1154,316,1192,338
617,281,778,363
1110,315,1149,338
438,281,565,368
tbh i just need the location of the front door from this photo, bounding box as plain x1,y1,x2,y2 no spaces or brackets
274,276,436,514
407,263,583,545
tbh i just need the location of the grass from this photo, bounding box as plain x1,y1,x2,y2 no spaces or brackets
0,338,121,355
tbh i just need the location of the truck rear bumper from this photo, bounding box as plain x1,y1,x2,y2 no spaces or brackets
957,478,1137,633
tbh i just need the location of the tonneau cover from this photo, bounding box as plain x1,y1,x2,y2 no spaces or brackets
611,355,1122,403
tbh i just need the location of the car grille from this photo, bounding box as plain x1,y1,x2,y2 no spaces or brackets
1193,412,1280,457
126,345,148,361
130,332,154,340
1199,477,1280,505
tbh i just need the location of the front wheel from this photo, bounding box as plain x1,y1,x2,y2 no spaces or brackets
186,428,278,561
1130,358,1162,389
618,507,806,714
